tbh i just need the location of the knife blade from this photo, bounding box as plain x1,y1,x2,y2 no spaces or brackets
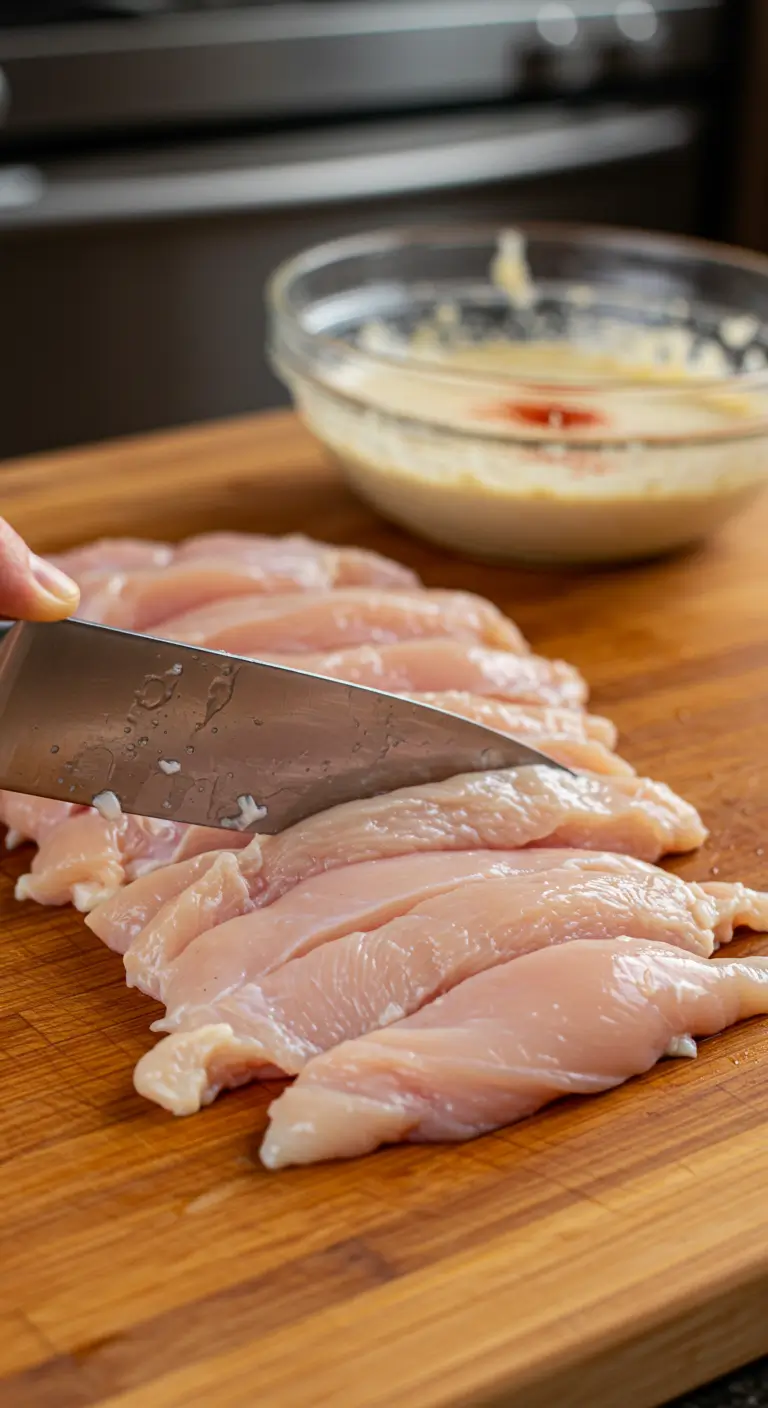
0,619,569,835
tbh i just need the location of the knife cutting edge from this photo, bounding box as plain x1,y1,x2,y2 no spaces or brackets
0,619,569,835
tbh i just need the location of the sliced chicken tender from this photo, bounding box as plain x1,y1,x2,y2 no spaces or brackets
416,694,617,748
80,559,333,629
240,766,706,909
15,811,190,911
152,851,650,1016
261,641,585,707
699,880,768,943
260,939,768,1168
169,824,254,864
0,791,86,850
69,532,419,623
81,550,422,631
173,533,420,589
86,838,262,954
116,766,705,1000
87,850,225,954
414,692,630,775
125,852,260,998
134,866,768,1114
152,588,526,655
49,538,172,576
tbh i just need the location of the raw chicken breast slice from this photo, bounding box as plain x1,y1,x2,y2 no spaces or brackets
173,533,420,589
260,938,768,1168
79,559,334,628
135,866,768,1115
15,811,190,912
153,589,526,655
49,538,173,576
167,824,253,864
413,693,630,775
146,851,649,1012
0,791,86,850
125,851,261,997
79,546,423,631
117,765,705,999
235,765,706,909
697,880,768,943
54,530,416,588
261,641,586,707
416,694,617,748
65,532,418,622
92,843,622,973
87,841,262,954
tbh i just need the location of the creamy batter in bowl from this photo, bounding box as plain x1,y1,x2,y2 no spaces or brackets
268,225,768,565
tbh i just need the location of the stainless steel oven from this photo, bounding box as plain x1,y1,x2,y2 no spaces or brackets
0,0,728,457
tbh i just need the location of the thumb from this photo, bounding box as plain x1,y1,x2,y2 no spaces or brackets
0,518,80,621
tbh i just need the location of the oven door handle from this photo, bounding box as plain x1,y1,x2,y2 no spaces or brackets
0,103,697,231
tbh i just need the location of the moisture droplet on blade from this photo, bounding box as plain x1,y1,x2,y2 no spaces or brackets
136,678,167,710
202,668,239,727
134,664,185,712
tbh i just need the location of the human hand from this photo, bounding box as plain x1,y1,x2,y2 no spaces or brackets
0,518,80,621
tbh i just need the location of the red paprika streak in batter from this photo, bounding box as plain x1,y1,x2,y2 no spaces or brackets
476,400,608,431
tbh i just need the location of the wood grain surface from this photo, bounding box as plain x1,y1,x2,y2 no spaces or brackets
2,410,768,1408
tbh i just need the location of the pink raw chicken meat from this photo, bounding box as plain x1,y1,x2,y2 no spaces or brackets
85,846,255,955
78,543,421,630
124,848,266,988
148,851,649,1018
78,560,331,628
152,588,526,655
417,694,617,747
93,764,707,999
0,791,86,850
53,531,417,590
259,641,586,708
13,812,191,912
49,538,173,575
172,533,419,589
13,810,249,913
134,862,768,1115
212,764,706,907
156,852,648,1034
260,938,768,1168
414,693,631,775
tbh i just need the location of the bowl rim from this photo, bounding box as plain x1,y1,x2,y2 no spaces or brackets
267,220,768,401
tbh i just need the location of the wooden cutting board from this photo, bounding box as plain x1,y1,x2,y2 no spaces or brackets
2,410,768,1408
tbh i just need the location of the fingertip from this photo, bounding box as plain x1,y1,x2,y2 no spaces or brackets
28,554,80,620
25,590,81,622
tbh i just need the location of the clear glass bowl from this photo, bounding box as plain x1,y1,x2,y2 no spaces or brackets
267,224,768,565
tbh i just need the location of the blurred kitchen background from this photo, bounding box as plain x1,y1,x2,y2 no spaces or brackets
0,0,765,459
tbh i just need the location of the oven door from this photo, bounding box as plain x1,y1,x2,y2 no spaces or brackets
0,101,702,457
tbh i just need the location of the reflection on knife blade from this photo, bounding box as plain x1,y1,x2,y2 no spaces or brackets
0,619,569,835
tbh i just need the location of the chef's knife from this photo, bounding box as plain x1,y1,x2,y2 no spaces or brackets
0,619,569,835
